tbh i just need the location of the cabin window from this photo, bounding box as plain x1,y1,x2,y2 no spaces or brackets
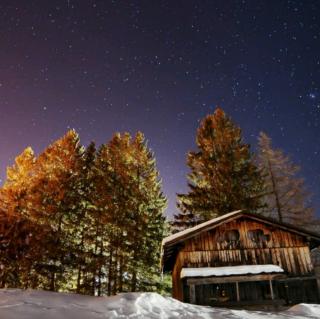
222,229,240,249
247,229,270,247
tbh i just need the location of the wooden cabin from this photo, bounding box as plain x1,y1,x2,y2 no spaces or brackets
162,210,320,308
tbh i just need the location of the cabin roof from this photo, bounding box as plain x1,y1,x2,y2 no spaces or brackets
162,210,320,272
163,210,242,246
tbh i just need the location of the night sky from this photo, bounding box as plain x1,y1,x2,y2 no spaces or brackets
0,1,319,218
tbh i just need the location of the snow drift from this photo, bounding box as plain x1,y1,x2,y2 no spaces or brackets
0,289,319,319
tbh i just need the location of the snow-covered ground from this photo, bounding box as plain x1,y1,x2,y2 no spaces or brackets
0,289,319,319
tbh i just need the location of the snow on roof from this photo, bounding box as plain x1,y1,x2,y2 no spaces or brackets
180,264,284,278
163,210,242,246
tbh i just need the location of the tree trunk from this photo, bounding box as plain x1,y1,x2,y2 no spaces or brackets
107,248,113,296
118,254,123,292
76,268,82,294
131,271,137,292
112,249,118,295
267,159,283,222
49,271,55,291
76,233,85,293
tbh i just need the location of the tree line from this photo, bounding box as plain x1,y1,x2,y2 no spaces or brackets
0,130,167,295
0,107,317,295
173,108,317,232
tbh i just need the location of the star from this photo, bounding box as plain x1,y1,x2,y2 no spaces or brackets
309,93,317,99
0,0,319,218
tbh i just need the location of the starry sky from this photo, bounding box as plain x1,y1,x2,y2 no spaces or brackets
0,0,319,217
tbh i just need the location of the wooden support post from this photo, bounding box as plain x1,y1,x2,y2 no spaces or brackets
235,282,240,302
301,279,306,302
317,278,320,300
284,282,289,304
269,279,274,300
189,284,196,304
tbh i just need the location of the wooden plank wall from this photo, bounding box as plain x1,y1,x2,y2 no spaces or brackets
172,218,314,300
183,220,307,251
172,252,184,300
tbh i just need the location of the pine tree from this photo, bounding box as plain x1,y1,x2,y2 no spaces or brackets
128,132,167,292
94,133,131,295
175,108,263,230
30,130,84,291
171,211,198,233
94,132,167,295
66,142,98,294
0,147,42,288
257,132,316,228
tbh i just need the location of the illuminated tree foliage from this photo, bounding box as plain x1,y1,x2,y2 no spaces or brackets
94,132,167,295
174,108,263,231
0,147,42,288
257,132,316,228
0,130,167,295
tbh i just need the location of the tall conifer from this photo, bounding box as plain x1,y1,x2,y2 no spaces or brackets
257,132,316,228
31,130,84,291
175,108,263,230
1,147,41,288
128,132,167,292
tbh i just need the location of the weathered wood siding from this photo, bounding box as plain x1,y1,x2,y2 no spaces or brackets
172,217,314,300
172,252,183,300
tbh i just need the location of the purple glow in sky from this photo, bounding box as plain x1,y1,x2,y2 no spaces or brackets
0,1,319,217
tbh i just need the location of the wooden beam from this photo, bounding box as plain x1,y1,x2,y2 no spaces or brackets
186,274,284,285
276,276,317,282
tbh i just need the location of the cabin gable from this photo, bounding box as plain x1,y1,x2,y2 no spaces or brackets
182,218,307,251
179,217,313,276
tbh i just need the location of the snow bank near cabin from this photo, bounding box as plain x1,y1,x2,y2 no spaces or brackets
0,289,319,319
